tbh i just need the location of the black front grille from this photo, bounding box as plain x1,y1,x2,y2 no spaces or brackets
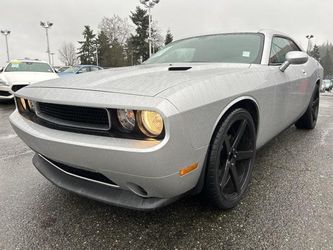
0,90,11,96
36,102,110,131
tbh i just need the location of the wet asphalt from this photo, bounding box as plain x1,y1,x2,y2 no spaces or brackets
0,95,332,250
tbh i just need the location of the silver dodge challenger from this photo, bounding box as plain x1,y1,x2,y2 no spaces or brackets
10,30,323,210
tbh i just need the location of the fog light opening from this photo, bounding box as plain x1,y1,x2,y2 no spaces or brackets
127,182,148,197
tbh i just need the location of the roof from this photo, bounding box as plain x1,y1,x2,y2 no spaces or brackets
258,29,304,51
258,29,291,38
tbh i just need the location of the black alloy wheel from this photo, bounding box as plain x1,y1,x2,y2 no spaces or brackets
204,108,257,209
295,84,320,129
311,86,320,123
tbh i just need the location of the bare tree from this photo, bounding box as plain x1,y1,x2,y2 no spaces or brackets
58,42,79,66
151,21,164,53
99,15,132,46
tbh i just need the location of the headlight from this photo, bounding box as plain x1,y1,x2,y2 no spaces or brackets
27,99,35,111
16,97,35,113
19,98,27,110
137,111,164,137
117,109,135,131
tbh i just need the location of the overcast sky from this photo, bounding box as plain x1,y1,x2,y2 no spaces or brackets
0,0,331,66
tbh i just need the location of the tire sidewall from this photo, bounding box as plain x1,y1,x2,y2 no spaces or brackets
205,108,257,209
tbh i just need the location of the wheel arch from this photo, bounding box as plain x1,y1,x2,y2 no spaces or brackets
191,96,260,195
210,96,260,139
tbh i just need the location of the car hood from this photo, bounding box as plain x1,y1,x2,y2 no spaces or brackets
1,72,59,85
28,63,251,97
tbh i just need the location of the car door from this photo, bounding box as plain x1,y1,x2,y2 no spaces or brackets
269,36,309,128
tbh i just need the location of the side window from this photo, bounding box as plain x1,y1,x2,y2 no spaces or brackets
77,67,89,74
90,66,100,71
269,37,301,65
288,40,301,52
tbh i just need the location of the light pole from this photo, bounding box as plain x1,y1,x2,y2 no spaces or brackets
40,21,53,64
95,41,99,66
140,0,160,58
50,52,55,66
1,30,11,62
306,35,314,54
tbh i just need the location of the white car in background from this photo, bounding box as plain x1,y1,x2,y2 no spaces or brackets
0,59,59,101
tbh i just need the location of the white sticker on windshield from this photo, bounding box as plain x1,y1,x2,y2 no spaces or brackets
242,51,251,58
11,64,19,68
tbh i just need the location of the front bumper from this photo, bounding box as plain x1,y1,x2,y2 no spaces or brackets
10,109,207,207
0,85,13,100
33,154,180,211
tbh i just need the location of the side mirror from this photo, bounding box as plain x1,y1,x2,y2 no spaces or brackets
0,67,3,73
280,51,308,72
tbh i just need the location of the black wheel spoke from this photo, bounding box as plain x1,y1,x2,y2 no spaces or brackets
206,109,257,209
236,150,254,161
232,119,247,149
224,135,232,154
220,162,231,188
229,164,241,193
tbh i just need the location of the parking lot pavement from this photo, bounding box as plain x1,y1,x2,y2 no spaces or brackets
0,97,332,250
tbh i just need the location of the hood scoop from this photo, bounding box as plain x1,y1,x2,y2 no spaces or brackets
168,66,192,71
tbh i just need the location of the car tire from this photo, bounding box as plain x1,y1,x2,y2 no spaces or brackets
295,84,320,130
204,108,256,209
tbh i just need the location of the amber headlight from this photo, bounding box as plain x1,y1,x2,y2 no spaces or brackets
19,98,27,110
16,97,35,114
27,99,35,111
137,111,164,137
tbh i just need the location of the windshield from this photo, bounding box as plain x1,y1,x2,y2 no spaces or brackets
63,66,81,73
145,33,264,65
5,61,54,73
57,67,70,72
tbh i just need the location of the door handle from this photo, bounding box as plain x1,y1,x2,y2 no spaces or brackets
302,69,307,75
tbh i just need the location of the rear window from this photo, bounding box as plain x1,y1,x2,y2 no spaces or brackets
5,61,54,73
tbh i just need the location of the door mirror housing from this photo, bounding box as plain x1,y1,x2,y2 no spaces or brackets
280,51,309,72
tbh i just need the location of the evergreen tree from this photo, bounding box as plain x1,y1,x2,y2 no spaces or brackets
124,38,136,66
129,7,149,63
309,45,320,62
96,31,111,67
165,29,173,45
321,48,333,78
109,39,126,67
77,26,97,65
